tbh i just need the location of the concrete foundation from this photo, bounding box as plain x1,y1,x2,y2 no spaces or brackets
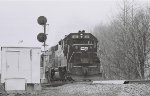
26,83,41,92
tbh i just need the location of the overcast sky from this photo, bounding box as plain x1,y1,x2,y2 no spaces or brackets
0,0,149,73
0,0,118,48
0,0,148,48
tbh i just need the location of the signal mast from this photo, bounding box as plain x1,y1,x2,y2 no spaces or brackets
37,16,48,82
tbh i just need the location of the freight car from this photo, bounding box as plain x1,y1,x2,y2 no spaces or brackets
42,30,101,82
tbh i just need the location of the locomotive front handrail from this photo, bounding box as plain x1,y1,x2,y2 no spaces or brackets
68,52,75,63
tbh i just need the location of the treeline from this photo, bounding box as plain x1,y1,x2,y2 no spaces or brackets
93,0,150,80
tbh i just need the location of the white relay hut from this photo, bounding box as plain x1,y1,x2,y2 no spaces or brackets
1,47,41,91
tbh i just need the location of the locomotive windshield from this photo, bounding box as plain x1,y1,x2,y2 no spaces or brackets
72,39,94,44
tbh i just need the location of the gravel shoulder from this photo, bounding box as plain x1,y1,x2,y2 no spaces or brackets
40,82,150,96
4,82,150,96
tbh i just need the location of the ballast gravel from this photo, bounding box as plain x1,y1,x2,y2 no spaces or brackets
39,82,150,96
6,82,150,96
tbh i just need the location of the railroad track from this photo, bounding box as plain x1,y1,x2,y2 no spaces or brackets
42,79,150,88
41,79,94,89
124,80,150,84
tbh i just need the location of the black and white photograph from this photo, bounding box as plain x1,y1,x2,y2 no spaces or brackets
0,0,150,96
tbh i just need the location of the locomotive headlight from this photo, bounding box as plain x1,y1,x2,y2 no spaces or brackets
80,33,83,38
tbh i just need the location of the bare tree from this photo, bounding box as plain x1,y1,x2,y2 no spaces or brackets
93,0,150,80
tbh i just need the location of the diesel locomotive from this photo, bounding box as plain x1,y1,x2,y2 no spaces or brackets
42,30,101,81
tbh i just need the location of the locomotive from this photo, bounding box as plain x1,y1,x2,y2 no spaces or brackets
42,30,101,81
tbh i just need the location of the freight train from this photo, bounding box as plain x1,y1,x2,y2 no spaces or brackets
41,30,101,82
